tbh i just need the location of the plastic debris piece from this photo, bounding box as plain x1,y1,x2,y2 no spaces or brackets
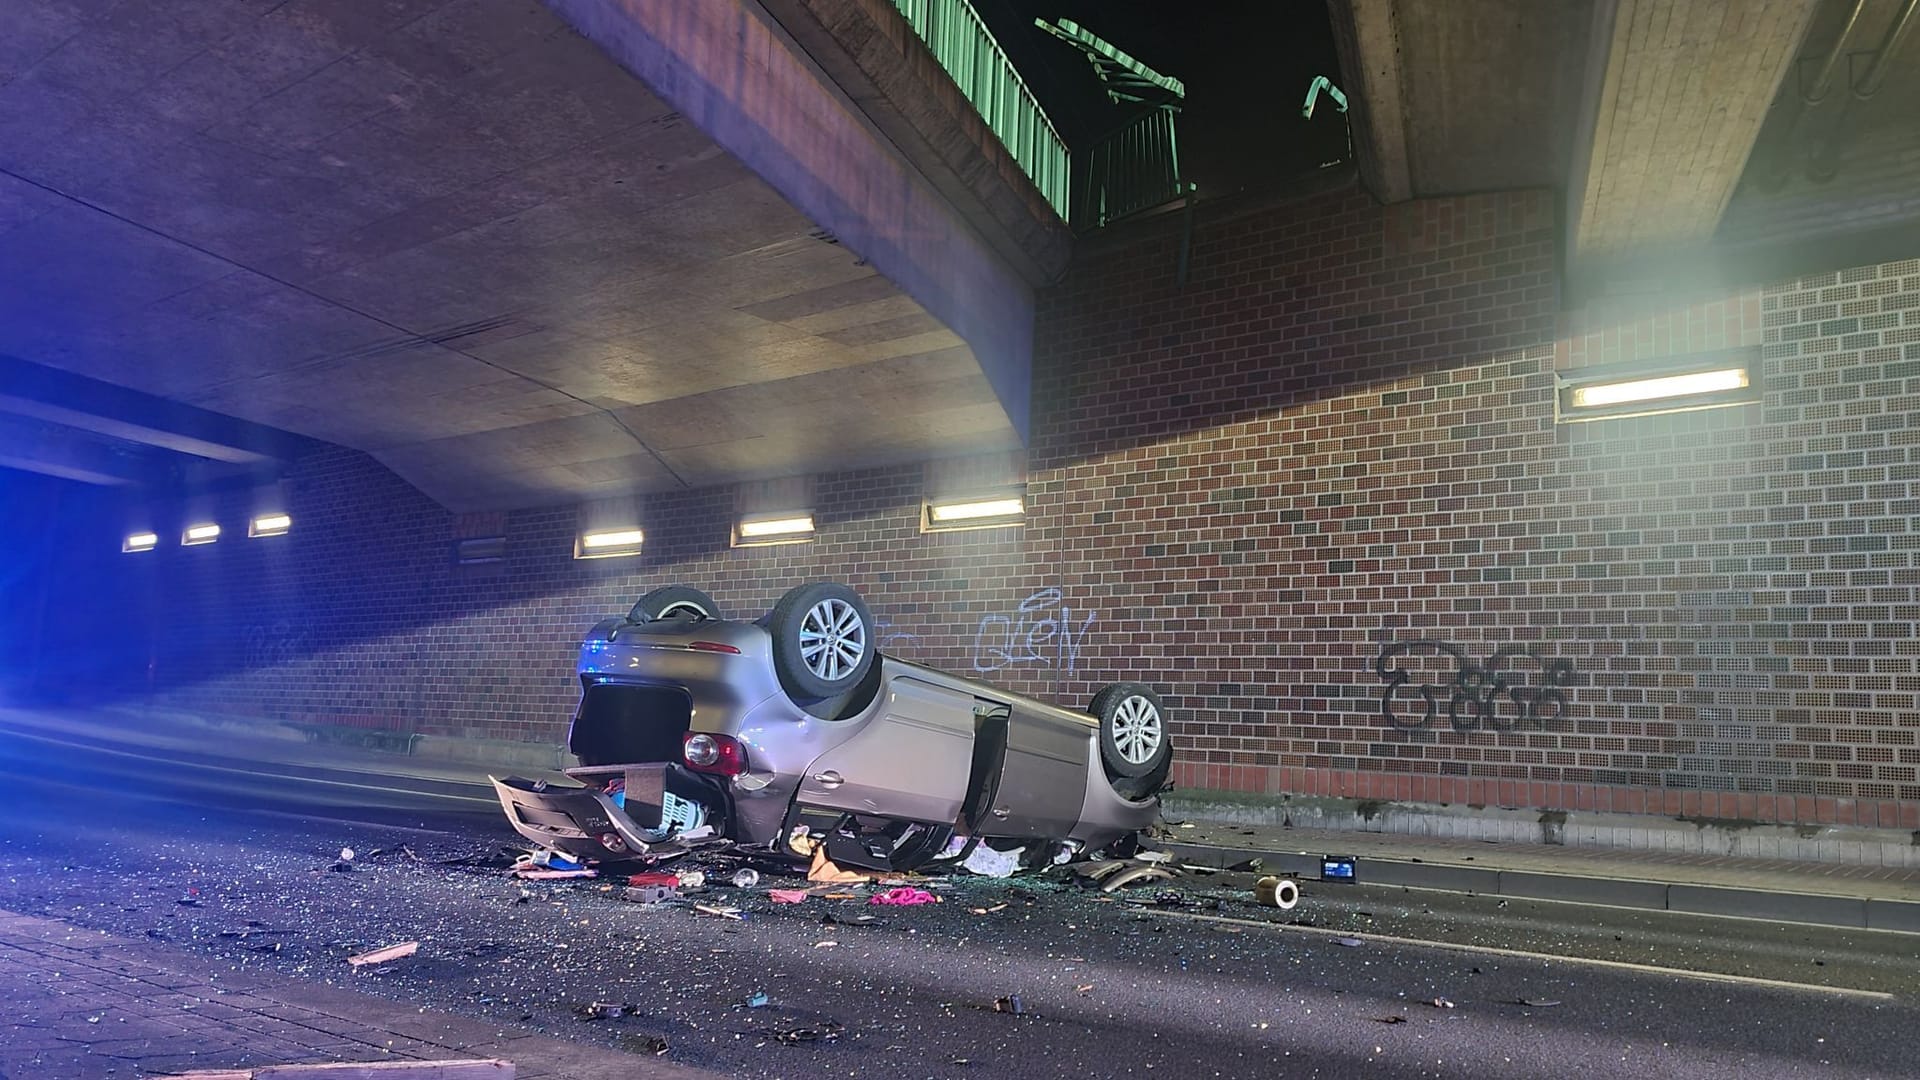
1430,998,1455,1009
338,847,355,862
823,891,860,900
814,940,838,948
1101,866,1177,892
993,994,1026,1015
968,903,1010,915
731,868,761,888
1514,998,1563,1008
744,991,770,1008
622,885,678,904
808,847,872,884
961,843,1023,878
870,887,940,907
769,889,810,904
676,870,706,889
1335,937,1365,947
1075,984,1094,993
347,941,419,967
516,868,596,880
693,904,744,920
628,872,679,887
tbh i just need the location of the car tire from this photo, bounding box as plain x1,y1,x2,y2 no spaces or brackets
628,585,721,624
769,583,875,702
1091,683,1172,790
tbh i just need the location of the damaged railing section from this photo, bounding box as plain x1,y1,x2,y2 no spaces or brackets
1080,107,1187,230
890,0,1071,223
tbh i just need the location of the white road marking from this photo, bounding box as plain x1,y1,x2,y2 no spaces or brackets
1140,907,1897,1001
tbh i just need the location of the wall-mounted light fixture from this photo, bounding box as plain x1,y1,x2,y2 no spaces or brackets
181,522,221,546
122,532,158,553
733,511,816,547
576,527,645,559
249,513,292,538
924,489,1026,532
454,536,505,565
1555,348,1761,423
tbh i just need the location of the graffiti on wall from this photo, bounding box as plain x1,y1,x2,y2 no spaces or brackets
243,621,309,668
1373,639,1575,732
972,589,1095,675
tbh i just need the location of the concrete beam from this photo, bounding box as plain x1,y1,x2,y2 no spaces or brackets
1326,0,1414,204
544,0,1037,443
1566,0,1819,265
756,0,1072,286
0,414,144,486
0,355,308,465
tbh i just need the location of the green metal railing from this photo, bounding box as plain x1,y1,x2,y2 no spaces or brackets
890,0,1071,223
1079,107,1186,229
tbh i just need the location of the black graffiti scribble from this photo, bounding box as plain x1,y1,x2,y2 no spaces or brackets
1373,640,1575,732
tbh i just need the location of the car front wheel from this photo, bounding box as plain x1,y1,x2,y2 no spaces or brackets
769,582,876,701
1091,683,1172,797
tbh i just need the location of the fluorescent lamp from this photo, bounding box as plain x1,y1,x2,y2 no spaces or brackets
928,497,1024,523
1570,368,1748,409
182,523,221,546
580,528,645,549
123,532,158,553
249,513,291,537
734,513,816,548
738,515,814,538
576,527,645,559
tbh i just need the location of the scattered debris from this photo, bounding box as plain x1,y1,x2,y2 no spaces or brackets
731,868,761,888
621,1033,670,1055
575,1001,640,1020
814,940,837,948
959,842,1023,878
621,885,677,904
1335,937,1365,947
1075,984,1094,993
807,848,872,884
1511,998,1563,1008
1254,876,1300,910
1429,998,1455,1009
515,868,596,881
744,991,770,1008
870,887,939,906
347,941,420,967
993,994,1027,1015
772,1020,844,1044
693,904,744,920
968,903,1010,915
769,889,810,904
1102,866,1177,893
1227,857,1263,873
628,872,680,888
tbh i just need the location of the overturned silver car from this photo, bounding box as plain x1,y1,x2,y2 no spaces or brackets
493,583,1170,872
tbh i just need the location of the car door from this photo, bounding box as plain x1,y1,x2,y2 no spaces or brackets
794,676,976,825
987,700,1094,839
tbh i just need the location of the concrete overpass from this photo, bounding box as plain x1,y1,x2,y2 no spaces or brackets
0,0,1067,511
1328,0,1918,301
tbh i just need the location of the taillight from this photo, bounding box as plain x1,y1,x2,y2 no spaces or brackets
688,641,741,654
683,732,747,776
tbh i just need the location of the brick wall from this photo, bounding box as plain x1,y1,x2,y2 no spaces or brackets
31,183,1920,829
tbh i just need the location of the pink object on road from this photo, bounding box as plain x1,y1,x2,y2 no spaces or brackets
768,888,811,904
869,887,940,906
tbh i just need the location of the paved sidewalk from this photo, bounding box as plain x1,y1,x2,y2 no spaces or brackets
0,910,721,1080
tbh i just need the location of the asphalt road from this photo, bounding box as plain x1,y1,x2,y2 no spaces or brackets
0,727,1915,1079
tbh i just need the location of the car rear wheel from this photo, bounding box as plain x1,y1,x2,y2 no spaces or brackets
769,583,875,701
1092,683,1172,797
628,585,721,624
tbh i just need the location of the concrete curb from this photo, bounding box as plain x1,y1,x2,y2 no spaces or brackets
1165,841,1920,934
